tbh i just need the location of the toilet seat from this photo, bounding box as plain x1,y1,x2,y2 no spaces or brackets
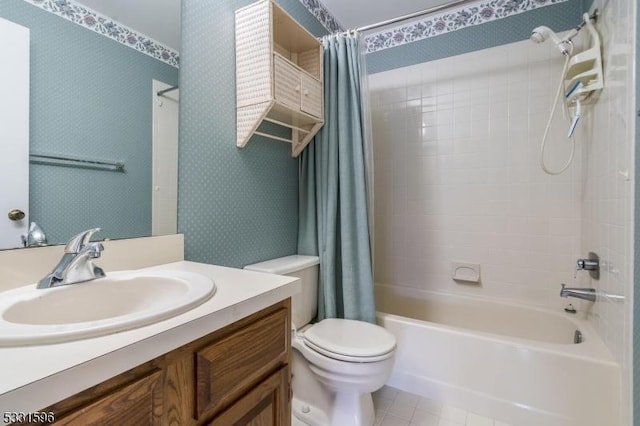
302,318,396,363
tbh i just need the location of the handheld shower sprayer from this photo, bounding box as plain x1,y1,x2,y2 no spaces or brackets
529,26,577,56
533,10,601,175
529,10,598,57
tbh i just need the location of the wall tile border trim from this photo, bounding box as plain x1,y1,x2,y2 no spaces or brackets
21,0,179,68
297,0,343,33
17,0,570,64
364,0,571,53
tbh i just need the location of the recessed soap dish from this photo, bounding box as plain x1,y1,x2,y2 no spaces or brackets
451,262,481,283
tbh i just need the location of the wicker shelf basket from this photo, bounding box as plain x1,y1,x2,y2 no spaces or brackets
235,0,324,157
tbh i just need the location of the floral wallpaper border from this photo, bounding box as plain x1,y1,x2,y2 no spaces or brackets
364,0,571,53
22,0,179,68
297,0,344,33
19,0,568,65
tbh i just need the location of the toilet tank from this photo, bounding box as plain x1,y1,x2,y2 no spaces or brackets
244,255,320,329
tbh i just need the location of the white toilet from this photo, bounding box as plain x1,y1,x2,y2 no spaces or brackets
244,255,396,426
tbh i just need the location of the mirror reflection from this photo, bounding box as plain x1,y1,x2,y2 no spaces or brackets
0,0,180,249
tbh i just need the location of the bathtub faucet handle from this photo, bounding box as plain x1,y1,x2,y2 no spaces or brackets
574,253,600,280
576,258,598,271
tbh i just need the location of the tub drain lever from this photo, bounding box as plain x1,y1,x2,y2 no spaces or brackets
574,330,583,344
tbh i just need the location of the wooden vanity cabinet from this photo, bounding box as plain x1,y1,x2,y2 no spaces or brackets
207,366,289,426
195,306,289,418
20,299,291,426
54,371,164,425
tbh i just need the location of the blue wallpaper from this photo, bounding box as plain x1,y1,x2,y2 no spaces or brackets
178,0,327,267
366,0,588,74
19,0,179,67
0,0,178,245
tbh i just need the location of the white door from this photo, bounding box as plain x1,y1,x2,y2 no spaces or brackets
0,18,29,249
152,80,179,236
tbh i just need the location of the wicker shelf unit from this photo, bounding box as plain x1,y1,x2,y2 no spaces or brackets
235,0,324,157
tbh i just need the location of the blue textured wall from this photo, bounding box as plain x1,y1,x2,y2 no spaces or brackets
0,0,178,245
366,0,588,74
178,0,327,267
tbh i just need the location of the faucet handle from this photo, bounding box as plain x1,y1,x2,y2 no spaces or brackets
575,254,600,280
85,242,104,258
64,228,101,254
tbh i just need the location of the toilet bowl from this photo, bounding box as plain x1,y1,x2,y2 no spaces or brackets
244,256,396,426
293,319,395,425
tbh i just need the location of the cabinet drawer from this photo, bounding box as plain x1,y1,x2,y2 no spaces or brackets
300,73,322,118
195,307,289,419
274,55,301,110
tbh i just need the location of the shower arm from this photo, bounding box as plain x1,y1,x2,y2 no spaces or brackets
576,10,599,31
562,10,598,43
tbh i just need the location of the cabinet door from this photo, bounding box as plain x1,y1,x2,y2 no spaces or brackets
0,18,29,249
195,307,289,419
54,370,163,425
274,55,301,111
300,73,322,119
207,367,290,426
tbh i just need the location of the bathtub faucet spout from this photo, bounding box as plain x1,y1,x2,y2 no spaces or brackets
560,284,596,302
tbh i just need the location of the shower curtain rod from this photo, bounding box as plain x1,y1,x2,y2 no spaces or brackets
354,0,472,33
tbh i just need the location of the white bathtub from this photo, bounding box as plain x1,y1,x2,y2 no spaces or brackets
375,284,621,426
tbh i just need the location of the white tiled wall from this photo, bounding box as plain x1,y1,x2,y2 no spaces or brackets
369,38,586,308
368,7,635,423
581,0,634,422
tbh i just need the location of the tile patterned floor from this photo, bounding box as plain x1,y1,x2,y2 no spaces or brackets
373,386,513,426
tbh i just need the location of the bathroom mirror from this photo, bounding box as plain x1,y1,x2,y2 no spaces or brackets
0,0,180,249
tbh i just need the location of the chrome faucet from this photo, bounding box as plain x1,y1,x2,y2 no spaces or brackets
576,258,598,271
574,252,599,280
560,283,596,302
21,222,48,247
37,228,106,289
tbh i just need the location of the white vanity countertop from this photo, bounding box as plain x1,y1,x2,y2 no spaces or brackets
0,260,300,415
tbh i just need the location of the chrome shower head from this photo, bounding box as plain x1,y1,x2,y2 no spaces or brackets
530,25,576,56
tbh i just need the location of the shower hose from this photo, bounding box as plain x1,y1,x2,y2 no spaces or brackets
539,54,575,175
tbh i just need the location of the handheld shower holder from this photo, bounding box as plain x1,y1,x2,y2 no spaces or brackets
532,10,602,176
563,11,604,104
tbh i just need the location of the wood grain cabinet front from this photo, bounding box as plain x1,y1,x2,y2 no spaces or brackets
55,370,164,426
195,307,289,419
16,300,291,426
207,366,290,426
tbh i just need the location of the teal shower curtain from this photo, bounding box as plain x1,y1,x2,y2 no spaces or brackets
298,34,375,323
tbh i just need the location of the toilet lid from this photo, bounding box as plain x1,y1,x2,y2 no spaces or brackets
303,319,396,360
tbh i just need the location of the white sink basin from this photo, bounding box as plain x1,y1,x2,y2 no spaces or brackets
0,270,215,346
